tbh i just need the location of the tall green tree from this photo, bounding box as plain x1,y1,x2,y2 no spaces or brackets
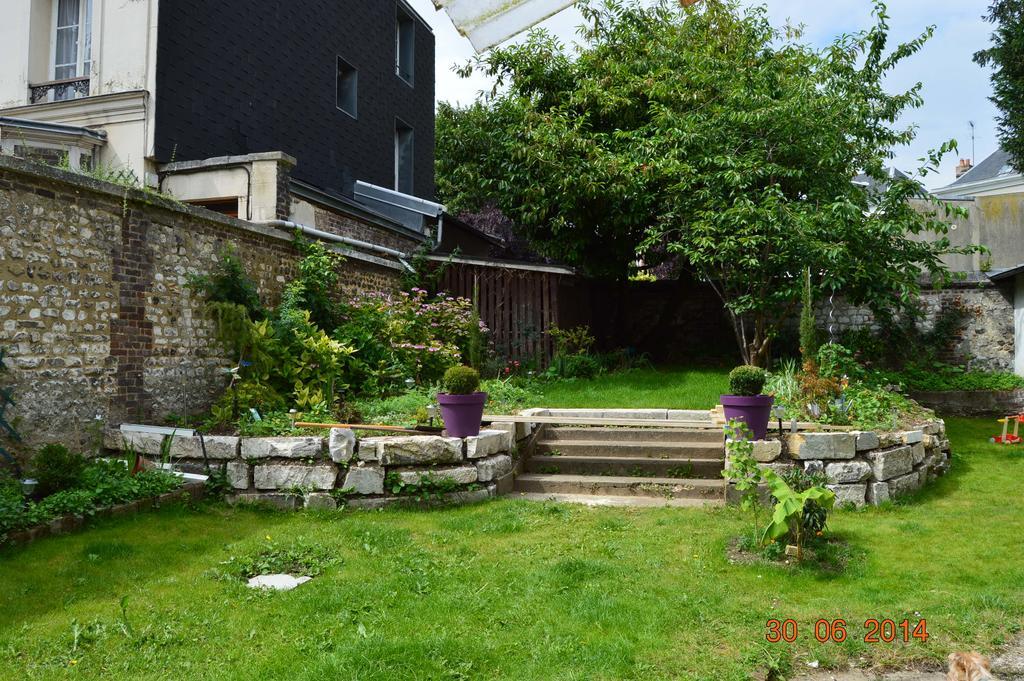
438,0,976,365
975,0,1024,171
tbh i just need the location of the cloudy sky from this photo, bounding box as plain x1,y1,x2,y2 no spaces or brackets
406,0,999,189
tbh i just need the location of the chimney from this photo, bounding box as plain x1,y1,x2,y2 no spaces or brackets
955,158,973,179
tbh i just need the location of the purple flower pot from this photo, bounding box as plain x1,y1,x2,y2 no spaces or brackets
721,394,775,440
437,392,488,438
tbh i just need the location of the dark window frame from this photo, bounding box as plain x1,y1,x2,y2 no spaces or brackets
336,56,358,118
395,118,414,194
396,3,415,86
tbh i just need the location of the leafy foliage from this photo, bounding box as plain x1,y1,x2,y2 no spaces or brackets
384,472,470,501
728,365,767,397
0,348,20,472
722,420,763,539
799,269,819,363
1,460,180,542
761,469,836,562
31,444,87,497
439,0,978,365
187,247,265,319
442,366,481,395
215,537,340,581
975,0,1024,172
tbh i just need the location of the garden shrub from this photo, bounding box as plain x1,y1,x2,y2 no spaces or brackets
0,348,20,473
728,365,767,396
187,247,265,319
442,366,481,395
1,458,180,543
550,353,601,380
31,444,87,497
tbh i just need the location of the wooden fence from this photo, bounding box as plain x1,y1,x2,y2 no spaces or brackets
439,263,573,367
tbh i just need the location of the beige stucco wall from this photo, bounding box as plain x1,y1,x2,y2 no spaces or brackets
910,194,1024,274
0,0,159,182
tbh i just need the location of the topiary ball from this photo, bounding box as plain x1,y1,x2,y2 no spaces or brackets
442,366,481,395
728,365,767,396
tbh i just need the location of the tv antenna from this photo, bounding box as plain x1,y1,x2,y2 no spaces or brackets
969,121,976,164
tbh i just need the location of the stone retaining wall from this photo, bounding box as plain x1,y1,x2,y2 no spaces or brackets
728,419,952,508
111,426,528,510
909,389,1024,417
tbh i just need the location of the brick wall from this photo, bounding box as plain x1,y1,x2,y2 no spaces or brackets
0,156,402,453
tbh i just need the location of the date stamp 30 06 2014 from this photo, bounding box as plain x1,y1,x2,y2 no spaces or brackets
766,619,930,644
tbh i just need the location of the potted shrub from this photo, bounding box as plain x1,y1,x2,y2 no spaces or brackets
721,365,774,440
437,366,487,438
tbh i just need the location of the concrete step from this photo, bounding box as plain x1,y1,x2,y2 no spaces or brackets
512,492,724,508
543,427,724,444
535,440,725,460
513,473,725,500
526,455,724,479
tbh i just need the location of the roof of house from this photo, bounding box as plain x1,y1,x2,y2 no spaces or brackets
938,148,1019,195
853,167,910,194
0,116,107,144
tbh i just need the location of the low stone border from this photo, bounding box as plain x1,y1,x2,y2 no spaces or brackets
727,418,952,508
910,388,1024,417
108,424,531,510
2,482,206,547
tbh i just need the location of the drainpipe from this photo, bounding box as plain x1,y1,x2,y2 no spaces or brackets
257,219,415,272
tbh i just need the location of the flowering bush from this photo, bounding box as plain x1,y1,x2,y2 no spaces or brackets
336,288,488,390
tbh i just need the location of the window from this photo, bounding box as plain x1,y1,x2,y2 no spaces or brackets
336,57,357,118
396,5,415,85
52,0,92,100
395,120,414,194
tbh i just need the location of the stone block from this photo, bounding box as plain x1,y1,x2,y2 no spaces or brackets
750,440,782,463
304,493,337,511
241,437,324,460
169,435,239,460
866,446,914,481
466,430,511,459
226,461,251,490
758,462,796,476
866,481,890,506
910,442,926,465
825,461,872,484
785,432,856,460
395,466,478,486
878,432,903,448
328,429,356,464
254,464,338,491
231,493,299,510
854,431,880,452
476,454,513,482
890,470,924,498
356,437,383,462
901,430,924,445
342,464,385,495
828,484,867,508
376,436,463,466
803,460,824,476
120,431,166,456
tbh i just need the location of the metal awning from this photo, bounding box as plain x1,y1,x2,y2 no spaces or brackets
432,0,576,52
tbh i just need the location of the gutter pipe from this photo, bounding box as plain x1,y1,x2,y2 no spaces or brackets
258,220,415,272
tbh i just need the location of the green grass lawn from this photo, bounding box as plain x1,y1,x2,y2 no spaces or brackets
1,418,1022,680
535,366,730,410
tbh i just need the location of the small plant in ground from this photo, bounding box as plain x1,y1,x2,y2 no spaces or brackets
728,366,767,396
722,420,763,542
761,469,836,563
442,366,481,395
214,537,340,581
384,472,473,502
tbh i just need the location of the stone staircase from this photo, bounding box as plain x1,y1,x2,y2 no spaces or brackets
514,426,727,507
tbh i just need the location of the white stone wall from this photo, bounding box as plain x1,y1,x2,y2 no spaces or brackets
728,419,952,508
113,427,523,510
